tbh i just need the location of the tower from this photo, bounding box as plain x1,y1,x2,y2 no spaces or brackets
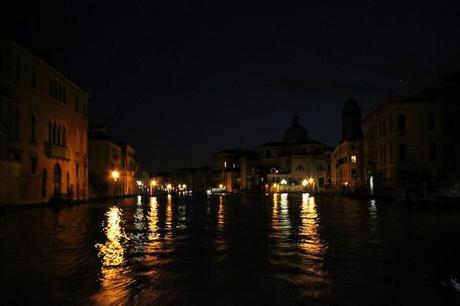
342,99,362,141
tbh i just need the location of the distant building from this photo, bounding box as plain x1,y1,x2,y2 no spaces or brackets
0,41,89,205
215,149,255,192
88,125,137,198
234,116,328,193
362,74,460,196
153,166,216,193
332,99,364,191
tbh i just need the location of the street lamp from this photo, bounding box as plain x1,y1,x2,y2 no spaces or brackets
111,170,120,198
280,179,287,192
150,179,157,195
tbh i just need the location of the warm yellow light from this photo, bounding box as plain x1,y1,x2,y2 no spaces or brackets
111,170,120,180
351,155,357,163
150,179,157,186
219,184,224,189
308,177,314,184
166,184,172,189
280,179,287,185
302,179,308,187
182,184,187,189
344,181,349,186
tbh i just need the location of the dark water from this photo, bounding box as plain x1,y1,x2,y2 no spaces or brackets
0,194,460,305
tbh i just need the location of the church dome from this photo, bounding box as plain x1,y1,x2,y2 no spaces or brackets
283,115,309,144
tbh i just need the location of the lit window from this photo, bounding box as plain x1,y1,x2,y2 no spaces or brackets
351,155,357,163
224,161,227,168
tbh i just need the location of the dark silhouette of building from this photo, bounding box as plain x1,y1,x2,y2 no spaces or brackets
342,99,363,141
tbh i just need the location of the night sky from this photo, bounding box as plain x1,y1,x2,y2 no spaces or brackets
2,1,460,171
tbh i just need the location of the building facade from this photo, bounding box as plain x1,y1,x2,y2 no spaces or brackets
0,41,89,205
88,125,137,198
332,99,364,191
362,75,460,196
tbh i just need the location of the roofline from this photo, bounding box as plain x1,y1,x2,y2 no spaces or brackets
2,40,90,96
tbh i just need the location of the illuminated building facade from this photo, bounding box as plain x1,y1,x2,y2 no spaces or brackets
88,125,137,198
332,99,364,191
0,41,89,205
362,75,460,196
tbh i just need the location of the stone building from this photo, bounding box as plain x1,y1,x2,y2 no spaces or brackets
0,41,89,205
237,116,328,192
332,99,364,191
362,74,460,196
88,125,137,198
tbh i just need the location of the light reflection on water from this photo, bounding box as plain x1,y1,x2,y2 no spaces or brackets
93,206,133,305
1,194,459,305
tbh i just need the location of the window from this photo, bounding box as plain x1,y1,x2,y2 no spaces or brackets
397,114,406,132
14,107,21,140
30,114,37,143
49,77,66,103
48,121,52,142
30,157,37,174
427,113,436,130
429,143,437,161
62,127,66,146
399,144,406,162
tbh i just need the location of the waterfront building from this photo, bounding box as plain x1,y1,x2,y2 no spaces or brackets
332,99,364,191
238,116,328,192
153,166,215,193
215,149,255,192
362,74,460,196
0,41,89,205
88,125,137,198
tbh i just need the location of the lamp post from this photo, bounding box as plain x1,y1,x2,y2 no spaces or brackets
308,177,314,193
150,179,157,196
302,179,308,192
111,170,120,198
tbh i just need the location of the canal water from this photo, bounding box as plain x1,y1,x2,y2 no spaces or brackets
0,194,459,305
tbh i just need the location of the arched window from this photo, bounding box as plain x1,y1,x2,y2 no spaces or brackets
30,114,37,143
76,130,80,152
53,163,62,195
53,122,57,144
397,114,406,132
428,113,436,130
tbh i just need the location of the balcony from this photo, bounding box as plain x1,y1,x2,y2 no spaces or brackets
45,143,70,160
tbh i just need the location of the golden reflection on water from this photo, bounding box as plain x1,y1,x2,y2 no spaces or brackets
166,194,173,237
299,193,326,255
93,206,132,305
147,196,162,250
298,193,330,297
217,195,224,232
